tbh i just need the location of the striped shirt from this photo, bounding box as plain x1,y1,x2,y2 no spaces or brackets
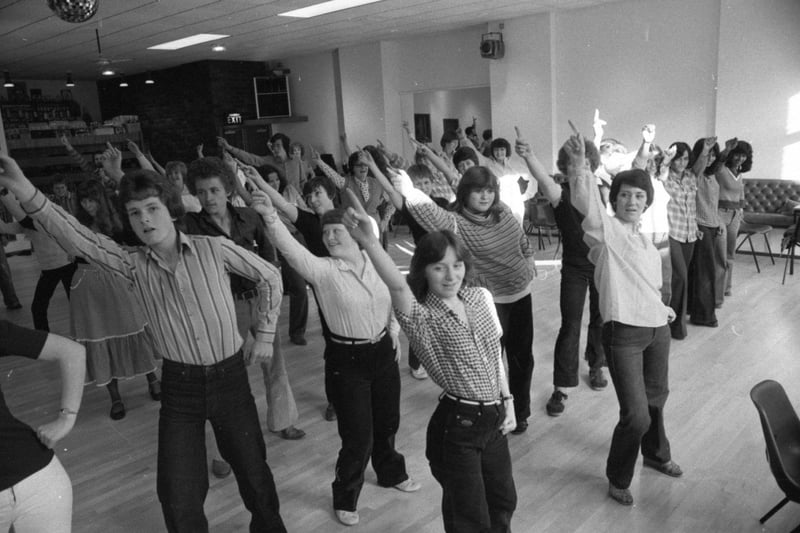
664,170,698,242
403,187,534,302
23,190,282,365
394,287,503,402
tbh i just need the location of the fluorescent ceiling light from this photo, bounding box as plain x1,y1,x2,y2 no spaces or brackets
279,0,383,18
148,34,229,51
101,68,115,76
211,44,226,52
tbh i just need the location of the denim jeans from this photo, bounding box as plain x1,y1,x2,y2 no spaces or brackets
157,352,286,533
31,263,76,331
716,207,742,298
553,264,605,387
426,398,517,533
603,322,672,490
0,455,72,533
0,244,20,308
495,294,534,423
668,238,695,339
325,334,408,511
280,255,308,339
688,225,719,324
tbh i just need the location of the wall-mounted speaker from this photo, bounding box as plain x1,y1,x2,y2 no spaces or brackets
480,32,504,59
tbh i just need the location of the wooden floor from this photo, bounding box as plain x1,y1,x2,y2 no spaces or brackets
2,228,800,533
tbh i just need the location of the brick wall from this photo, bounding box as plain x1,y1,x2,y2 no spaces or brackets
97,60,267,164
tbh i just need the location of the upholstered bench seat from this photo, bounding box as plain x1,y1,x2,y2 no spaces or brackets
743,179,800,227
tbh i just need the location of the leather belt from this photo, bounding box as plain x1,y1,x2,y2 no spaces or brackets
440,392,501,406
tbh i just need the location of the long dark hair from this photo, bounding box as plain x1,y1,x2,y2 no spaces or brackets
407,230,473,300
452,166,502,222
691,138,720,176
76,179,122,237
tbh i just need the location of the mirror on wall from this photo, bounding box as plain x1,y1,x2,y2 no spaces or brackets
410,86,490,148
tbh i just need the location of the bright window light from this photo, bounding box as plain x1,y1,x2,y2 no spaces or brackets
788,92,800,135
148,34,229,51
781,141,800,180
279,0,383,18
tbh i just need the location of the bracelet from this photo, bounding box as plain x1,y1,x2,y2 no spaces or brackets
502,395,514,402
59,408,78,416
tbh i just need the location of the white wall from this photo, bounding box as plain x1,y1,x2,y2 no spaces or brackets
716,0,800,179
413,87,491,146
338,42,387,156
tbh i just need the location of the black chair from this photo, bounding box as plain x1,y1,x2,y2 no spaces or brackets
750,380,800,532
782,223,800,284
524,196,560,258
736,221,775,273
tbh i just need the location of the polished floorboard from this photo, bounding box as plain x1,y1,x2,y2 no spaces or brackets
1,228,799,532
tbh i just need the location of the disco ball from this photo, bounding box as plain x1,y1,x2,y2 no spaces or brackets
47,0,98,23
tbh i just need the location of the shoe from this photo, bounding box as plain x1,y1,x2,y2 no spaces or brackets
642,457,683,478
410,366,428,380
393,478,421,492
546,390,568,417
279,426,306,440
211,459,232,479
148,380,161,401
589,368,608,390
511,419,528,434
335,509,359,526
290,335,307,346
110,400,126,420
5,302,22,310
324,403,337,421
608,482,633,506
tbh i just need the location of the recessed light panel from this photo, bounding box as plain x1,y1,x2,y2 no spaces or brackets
279,0,383,18
148,34,230,51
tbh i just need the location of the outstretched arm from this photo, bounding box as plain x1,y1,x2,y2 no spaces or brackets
35,332,86,448
127,139,155,172
242,165,300,222
514,129,561,206
341,190,413,316
633,124,656,170
692,136,717,177
310,146,346,189
145,149,166,176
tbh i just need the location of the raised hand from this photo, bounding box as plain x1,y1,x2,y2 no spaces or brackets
724,137,739,151
662,145,678,164
341,189,377,246
102,142,123,171
59,133,73,148
642,124,656,144
250,189,276,216
309,146,322,164
514,127,531,158
0,154,27,191
195,143,204,158
127,139,143,157
389,167,415,196
703,136,718,151
216,136,231,150
357,147,375,167
592,108,607,140
401,121,411,135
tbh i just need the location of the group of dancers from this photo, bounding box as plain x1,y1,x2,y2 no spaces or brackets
0,109,752,531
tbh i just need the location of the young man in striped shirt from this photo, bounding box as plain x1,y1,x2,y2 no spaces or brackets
0,155,287,533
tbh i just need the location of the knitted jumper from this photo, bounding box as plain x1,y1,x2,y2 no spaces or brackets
404,188,534,300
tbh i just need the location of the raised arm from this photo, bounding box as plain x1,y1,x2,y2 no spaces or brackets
633,124,656,170
0,155,135,282
35,332,86,448
592,108,607,147
414,142,459,189
127,139,155,172
242,164,300,222
60,134,94,175
221,151,253,205
392,168,457,234
339,132,353,165
359,149,403,210
99,143,125,184
691,136,717,177
310,146,346,189
514,132,561,206
566,132,606,245
216,136,271,167
144,149,166,175
341,190,413,315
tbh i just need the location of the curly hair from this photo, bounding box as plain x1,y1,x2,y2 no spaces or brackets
118,169,185,224
185,157,238,195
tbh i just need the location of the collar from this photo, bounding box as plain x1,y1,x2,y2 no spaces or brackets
145,231,193,268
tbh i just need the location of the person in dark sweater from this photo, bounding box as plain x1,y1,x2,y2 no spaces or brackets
1,321,85,533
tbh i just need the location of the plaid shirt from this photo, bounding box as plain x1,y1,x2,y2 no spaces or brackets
395,287,504,402
664,170,698,242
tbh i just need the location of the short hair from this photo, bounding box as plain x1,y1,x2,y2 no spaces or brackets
256,164,286,193
609,169,654,211
164,160,187,177
453,146,479,170
440,130,459,150
306,176,337,199
556,139,601,175
465,126,476,137
453,166,502,222
269,133,291,151
407,164,433,182
482,129,493,141
320,208,346,227
185,157,237,195
347,146,388,178
691,138,720,176
118,169,185,222
490,137,511,155
51,174,67,186
289,142,305,157
406,230,473,300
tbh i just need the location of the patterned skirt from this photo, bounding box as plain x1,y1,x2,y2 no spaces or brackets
69,263,160,386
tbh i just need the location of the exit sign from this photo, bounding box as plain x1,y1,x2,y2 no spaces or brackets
226,113,242,125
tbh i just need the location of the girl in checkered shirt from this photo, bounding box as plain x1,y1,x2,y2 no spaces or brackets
342,196,517,533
